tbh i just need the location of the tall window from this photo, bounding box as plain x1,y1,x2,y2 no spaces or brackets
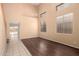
56,3,73,34
40,12,47,32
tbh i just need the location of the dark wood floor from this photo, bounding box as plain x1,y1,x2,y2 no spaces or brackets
22,37,79,56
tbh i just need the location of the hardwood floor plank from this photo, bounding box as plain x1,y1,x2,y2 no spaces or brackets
22,37,79,56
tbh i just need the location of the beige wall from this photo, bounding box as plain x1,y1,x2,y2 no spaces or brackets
39,4,79,49
2,4,38,39
0,4,7,55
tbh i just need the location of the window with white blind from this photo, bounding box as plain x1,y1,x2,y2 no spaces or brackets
56,13,73,34
40,12,47,32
